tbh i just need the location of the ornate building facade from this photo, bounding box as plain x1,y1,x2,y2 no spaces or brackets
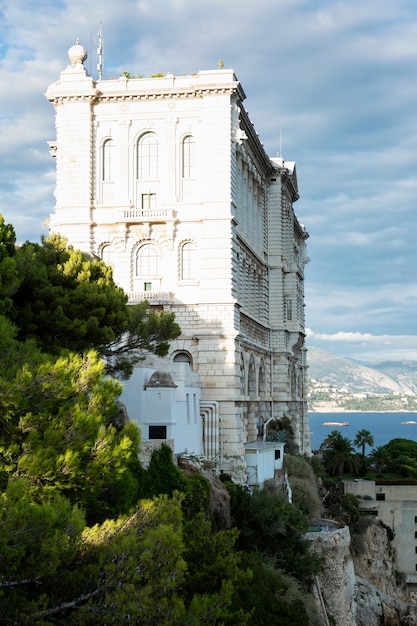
45,42,310,478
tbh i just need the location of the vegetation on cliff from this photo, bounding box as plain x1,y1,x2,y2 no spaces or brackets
2,221,181,379
0,215,322,624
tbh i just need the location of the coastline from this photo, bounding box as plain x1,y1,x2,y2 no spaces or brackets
308,403,417,414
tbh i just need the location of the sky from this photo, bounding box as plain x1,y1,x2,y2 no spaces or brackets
1,0,417,364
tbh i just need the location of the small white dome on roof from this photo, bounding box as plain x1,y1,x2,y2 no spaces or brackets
68,40,87,66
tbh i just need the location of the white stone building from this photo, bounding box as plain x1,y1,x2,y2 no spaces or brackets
45,42,310,479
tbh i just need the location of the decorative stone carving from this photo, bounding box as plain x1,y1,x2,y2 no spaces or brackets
68,40,87,67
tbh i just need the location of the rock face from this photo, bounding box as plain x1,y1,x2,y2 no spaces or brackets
353,523,417,626
308,521,417,625
353,523,406,602
307,525,356,626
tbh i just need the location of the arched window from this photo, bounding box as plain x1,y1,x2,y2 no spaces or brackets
101,244,115,270
137,132,158,181
136,244,158,277
181,135,195,179
102,139,115,181
248,355,256,397
180,241,196,280
173,351,193,375
173,352,191,365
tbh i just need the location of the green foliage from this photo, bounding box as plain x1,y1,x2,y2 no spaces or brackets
138,444,187,499
354,429,374,458
0,315,46,385
0,214,322,623
384,438,417,460
14,494,251,625
0,348,141,524
343,492,360,525
0,478,84,581
369,445,390,476
266,416,297,452
290,476,321,522
380,439,417,478
309,453,326,478
231,551,320,626
121,71,144,78
284,455,321,521
320,430,360,478
181,470,211,520
12,234,129,351
341,394,417,411
10,234,181,379
183,512,241,598
103,300,181,378
76,495,188,625
0,215,19,314
226,482,322,587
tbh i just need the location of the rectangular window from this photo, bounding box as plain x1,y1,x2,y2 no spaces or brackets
141,193,156,211
376,493,385,501
414,516,417,524
275,450,281,460
149,425,167,439
144,282,152,292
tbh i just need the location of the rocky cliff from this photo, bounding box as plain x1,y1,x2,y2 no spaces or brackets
308,521,417,625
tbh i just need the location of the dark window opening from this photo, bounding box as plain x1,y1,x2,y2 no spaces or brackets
376,493,385,501
149,425,167,439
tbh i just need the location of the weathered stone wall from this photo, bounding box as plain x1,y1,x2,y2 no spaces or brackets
308,521,417,625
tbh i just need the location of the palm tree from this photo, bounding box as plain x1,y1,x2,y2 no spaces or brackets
369,445,389,477
320,431,360,478
354,429,374,458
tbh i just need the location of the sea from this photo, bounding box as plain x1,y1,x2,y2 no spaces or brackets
309,412,417,452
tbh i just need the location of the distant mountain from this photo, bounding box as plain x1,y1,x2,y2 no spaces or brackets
307,346,417,396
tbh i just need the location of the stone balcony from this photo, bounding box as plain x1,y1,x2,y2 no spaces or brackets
92,206,177,225
128,291,175,305
122,207,175,223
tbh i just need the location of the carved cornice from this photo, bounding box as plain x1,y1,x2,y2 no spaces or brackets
48,85,239,106
50,95,99,105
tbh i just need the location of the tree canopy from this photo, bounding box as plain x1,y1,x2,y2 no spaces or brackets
0,319,142,524
320,430,360,478
354,429,374,458
0,214,19,314
0,215,323,624
7,230,181,378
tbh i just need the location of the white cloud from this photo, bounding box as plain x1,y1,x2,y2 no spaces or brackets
306,328,417,363
1,0,417,361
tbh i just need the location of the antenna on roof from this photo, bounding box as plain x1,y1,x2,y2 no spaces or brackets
96,22,104,80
